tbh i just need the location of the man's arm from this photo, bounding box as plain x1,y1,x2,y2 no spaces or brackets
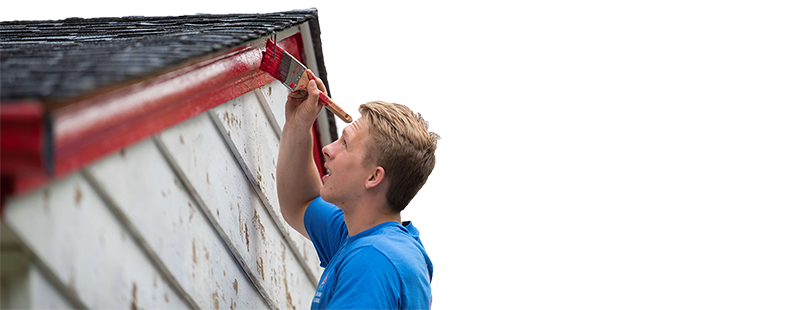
276,72,326,239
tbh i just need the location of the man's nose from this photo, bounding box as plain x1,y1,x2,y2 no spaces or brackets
322,143,332,159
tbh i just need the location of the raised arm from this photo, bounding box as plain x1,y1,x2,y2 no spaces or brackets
276,71,326,239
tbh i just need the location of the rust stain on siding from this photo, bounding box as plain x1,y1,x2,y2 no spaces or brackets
212,291,220,310
43,188,50,213
222,106,243,128
253,209,266,241
233,279,238,295
257,257,264,280
74,186,82,206
238,204,243,234
130,282,138,310
179,135,185,144
282,243,295,310
164,292,169,302
244,224,250,251
192,240,198,264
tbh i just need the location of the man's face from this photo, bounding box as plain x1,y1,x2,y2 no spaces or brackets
320,117,374,207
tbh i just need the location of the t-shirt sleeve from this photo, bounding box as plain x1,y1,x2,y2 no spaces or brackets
304,196,348,268
326,246,401,310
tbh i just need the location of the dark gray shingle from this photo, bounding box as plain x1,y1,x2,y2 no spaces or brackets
1,9,317,102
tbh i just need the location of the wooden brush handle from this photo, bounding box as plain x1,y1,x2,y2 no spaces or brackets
296,70,352,123
319,93,353,123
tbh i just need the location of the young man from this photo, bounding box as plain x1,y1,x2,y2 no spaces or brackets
276,71,437,309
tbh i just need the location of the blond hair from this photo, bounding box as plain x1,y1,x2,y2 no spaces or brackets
359,101,439,213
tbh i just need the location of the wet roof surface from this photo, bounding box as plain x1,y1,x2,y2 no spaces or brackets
1,9,317,102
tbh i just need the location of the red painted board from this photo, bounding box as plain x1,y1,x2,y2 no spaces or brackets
52,34,307,177
278,32,306,65
0,101,47,174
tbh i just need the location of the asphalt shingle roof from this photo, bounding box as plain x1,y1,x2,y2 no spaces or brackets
0,9,317,102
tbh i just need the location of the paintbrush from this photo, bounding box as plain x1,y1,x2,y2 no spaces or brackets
260,39,353,123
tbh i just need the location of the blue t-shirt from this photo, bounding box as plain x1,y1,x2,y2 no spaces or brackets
304,196,433,309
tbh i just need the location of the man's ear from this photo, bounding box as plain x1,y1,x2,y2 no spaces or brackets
365,166,385,190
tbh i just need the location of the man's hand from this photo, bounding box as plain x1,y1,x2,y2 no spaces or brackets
285,70,328,129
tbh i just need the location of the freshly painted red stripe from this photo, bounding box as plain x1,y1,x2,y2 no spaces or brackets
278,33,306,64
0,101,46,174
53,52,277,175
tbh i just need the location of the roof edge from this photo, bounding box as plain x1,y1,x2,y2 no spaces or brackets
1,33,311,196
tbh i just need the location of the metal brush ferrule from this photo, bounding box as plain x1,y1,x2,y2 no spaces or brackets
282,56,307,89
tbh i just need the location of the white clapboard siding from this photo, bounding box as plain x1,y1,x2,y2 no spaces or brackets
256,82,289,133
158,109,317,310
85,138,271,310
211,83,322,277
4,174,189,309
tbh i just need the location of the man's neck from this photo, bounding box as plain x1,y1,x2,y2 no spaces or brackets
342,200,401,237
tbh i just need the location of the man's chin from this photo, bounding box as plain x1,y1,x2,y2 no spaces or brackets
319,191,346,210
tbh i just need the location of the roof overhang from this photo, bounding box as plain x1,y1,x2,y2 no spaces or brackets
1,19,332,199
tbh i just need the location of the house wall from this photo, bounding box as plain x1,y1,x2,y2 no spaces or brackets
3,79,324,309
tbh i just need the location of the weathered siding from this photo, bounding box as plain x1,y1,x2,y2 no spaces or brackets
2,82,324,309
4,173,189,309
85,138,271,310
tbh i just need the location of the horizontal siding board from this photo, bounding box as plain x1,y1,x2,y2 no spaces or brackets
256,82,289,132
158,109,316,310
211,84,321,279
214,90,282,217
3,173,188,309
85,137,270,310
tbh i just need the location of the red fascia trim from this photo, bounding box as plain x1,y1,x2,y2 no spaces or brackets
53,44,274,176
0,101,48,174
4,33,317,195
